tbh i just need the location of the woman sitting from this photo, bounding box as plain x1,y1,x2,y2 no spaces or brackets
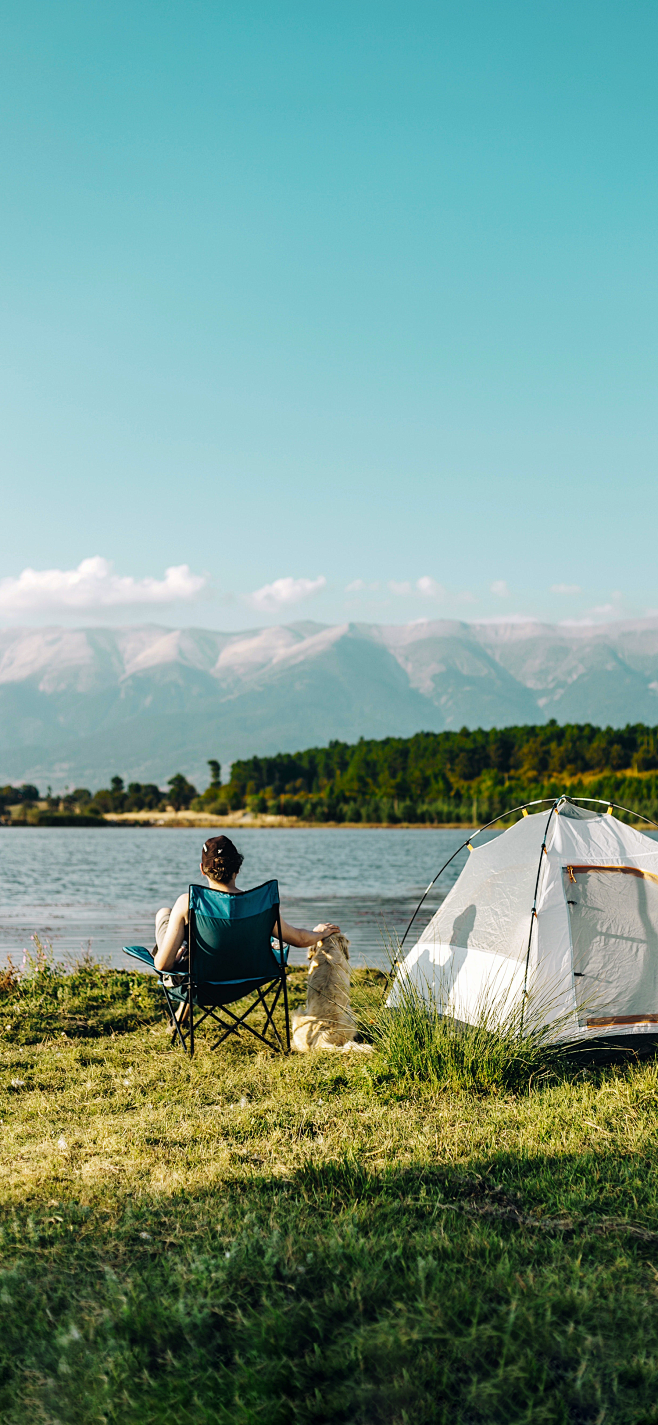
153,834,339,971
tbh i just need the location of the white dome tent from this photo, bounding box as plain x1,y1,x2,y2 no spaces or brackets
390,798,658,1048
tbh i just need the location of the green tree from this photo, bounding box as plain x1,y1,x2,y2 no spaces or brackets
89,789,112,814
207,759,222,788
167,773,197,811
109,776,126,812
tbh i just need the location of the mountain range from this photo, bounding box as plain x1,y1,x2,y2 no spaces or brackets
2,617,658,790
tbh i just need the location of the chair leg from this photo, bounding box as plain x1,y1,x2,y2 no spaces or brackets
171,1001,190,1039
281,968,291,1053
161,983,189,1053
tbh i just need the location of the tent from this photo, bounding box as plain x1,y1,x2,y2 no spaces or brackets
389,799,658,1046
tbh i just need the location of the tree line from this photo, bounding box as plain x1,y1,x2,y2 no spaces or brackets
214,722,658,824
5,727,658,824
0,769,209,821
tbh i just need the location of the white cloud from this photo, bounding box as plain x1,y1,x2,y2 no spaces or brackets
0,557,206,614
490,580,510,598
560,601,619,626
250,575,326,610
551,583,582,595
416,576,445,599
346,579,380,594
389,577,446,599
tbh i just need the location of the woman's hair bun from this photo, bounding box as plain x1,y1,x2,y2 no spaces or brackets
201,834,244,883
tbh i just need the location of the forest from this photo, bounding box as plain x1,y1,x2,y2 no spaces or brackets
205,721,658,824
5,724,658,824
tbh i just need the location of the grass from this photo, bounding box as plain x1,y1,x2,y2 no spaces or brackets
2,957,658,1422
358,957,579,1095
0,940,163,1043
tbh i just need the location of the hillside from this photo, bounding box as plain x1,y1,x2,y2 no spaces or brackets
2,617,658,788
12,722,658,827
214,721,658,825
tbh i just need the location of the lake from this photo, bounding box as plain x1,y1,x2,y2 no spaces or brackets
0,824,479,970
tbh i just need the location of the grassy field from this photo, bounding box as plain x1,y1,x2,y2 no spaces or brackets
2,959,658,1423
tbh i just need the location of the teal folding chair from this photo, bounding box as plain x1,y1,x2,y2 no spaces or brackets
123,880,290,1055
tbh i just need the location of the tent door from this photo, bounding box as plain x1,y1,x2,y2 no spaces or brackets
563,866,658,1029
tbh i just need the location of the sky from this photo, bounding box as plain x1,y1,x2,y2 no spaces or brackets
0,0,657,631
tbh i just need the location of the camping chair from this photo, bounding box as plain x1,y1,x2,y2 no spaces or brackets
123,880,290,1055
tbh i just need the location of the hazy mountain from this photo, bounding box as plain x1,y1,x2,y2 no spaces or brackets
2,617,658,790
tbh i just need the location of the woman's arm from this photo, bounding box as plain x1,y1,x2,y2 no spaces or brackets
154,892,189,971
277,917,340,949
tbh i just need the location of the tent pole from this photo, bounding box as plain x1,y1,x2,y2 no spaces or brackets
557,797,658,829
520,800,560,1037
399,797,559,951
399,793,658,961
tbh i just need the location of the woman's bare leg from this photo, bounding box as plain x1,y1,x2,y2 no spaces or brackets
155,907,171,954
154,907,188,1034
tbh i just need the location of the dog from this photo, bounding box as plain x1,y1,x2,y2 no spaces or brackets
291,932,371,1052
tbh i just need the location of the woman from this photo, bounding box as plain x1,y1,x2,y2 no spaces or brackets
153,834,340,972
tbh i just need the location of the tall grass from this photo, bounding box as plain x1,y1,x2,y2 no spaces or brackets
0,937,163,1042
355,937,575,1093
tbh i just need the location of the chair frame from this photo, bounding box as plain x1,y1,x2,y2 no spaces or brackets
124,893,291,1057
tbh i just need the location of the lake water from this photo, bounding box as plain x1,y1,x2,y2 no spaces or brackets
0,825,481,970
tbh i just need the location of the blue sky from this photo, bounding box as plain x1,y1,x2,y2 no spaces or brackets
0,1,657,630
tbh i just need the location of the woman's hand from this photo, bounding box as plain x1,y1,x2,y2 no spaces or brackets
312,922,340,937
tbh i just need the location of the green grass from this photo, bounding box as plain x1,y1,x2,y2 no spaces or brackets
2,959,658,1423
0,941,164,1043
358,959,580,1095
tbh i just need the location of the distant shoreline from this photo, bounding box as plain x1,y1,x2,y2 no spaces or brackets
3,809,651,830
3,810,472,831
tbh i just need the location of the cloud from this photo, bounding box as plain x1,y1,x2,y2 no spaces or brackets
388,577,445,599
346,579,380,594
416,576,446,599
551,583,582,595
250,575,326,610
490,580,510,598
0,557,206,614
560,600,620,626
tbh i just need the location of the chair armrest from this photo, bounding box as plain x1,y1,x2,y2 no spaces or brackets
123,945,191,981
270,938,290,966
123,945,156,967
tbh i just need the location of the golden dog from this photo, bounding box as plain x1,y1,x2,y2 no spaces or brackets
291,932,371,1052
